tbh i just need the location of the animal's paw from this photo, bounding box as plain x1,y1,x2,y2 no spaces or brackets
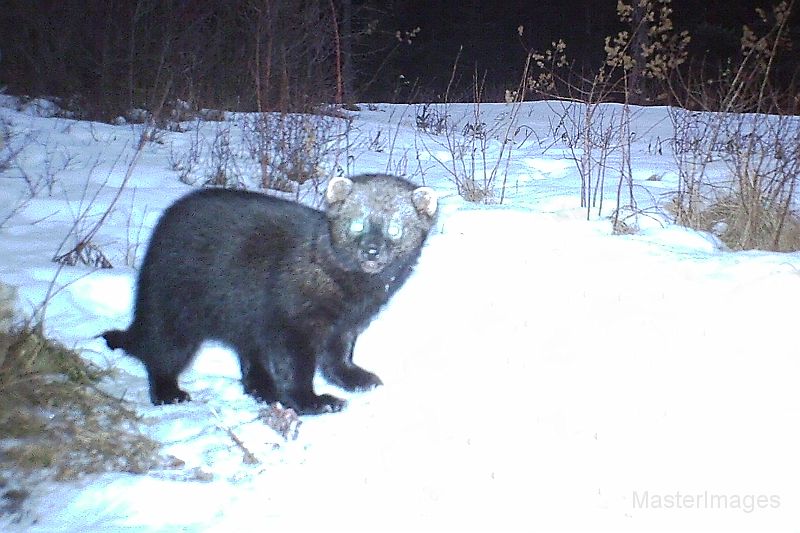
150,376,191,405
326,364,383,392
287,393,346,415
342,368,383,391
152,387,191,405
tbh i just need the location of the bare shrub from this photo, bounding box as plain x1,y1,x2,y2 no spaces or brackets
170,120,241,188
11,131,79,198
0,118,36,228
242,111,351,194
670,112,800,251
168,109,350,197
419,54,530,204
415,104,449,135
203,121,243,188
124,190,150,268
669,108,720,229
169,124,203,185
669,1,800,251
522,0,689,227
53,127,151,269
549,100,640,226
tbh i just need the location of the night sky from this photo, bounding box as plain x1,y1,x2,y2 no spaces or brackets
382,0,797,100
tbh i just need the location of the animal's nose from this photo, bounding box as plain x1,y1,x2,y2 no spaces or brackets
362,244,380,259
359,227,383,259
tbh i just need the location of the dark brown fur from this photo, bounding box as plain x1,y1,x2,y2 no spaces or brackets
103,174,437,414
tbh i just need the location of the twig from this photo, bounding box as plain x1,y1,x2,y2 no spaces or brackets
210,407,260,465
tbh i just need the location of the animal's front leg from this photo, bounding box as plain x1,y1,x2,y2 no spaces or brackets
319,329,383,392
268,328,346,414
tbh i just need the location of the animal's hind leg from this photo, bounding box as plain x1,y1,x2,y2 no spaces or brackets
115,319,199,405
148,372,190,404
139,343,197,405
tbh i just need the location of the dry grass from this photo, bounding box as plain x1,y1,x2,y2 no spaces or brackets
667,189,800,252
703,194,800,252
0,327,162,484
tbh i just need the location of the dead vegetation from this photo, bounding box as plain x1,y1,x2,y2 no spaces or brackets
0,282,162,519
669,185,800,252
0,327,162,480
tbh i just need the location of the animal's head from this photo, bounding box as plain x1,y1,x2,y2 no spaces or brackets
325,174,438,274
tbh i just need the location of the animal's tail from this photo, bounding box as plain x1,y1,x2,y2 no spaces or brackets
100,329,128,351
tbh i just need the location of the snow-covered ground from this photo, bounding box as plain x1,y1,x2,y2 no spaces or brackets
1,97,799,532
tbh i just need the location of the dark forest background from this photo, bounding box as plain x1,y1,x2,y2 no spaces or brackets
0,0,797,119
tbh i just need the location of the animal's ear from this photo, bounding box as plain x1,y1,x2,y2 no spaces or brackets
411,187,438,218
325,176,354,205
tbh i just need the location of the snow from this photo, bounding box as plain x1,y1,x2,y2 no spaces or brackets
1,97,799,532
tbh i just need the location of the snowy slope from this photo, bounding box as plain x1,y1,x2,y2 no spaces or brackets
1,98,799,532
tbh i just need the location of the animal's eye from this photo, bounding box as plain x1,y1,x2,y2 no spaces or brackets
349,219,366,235
386,220,403,240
